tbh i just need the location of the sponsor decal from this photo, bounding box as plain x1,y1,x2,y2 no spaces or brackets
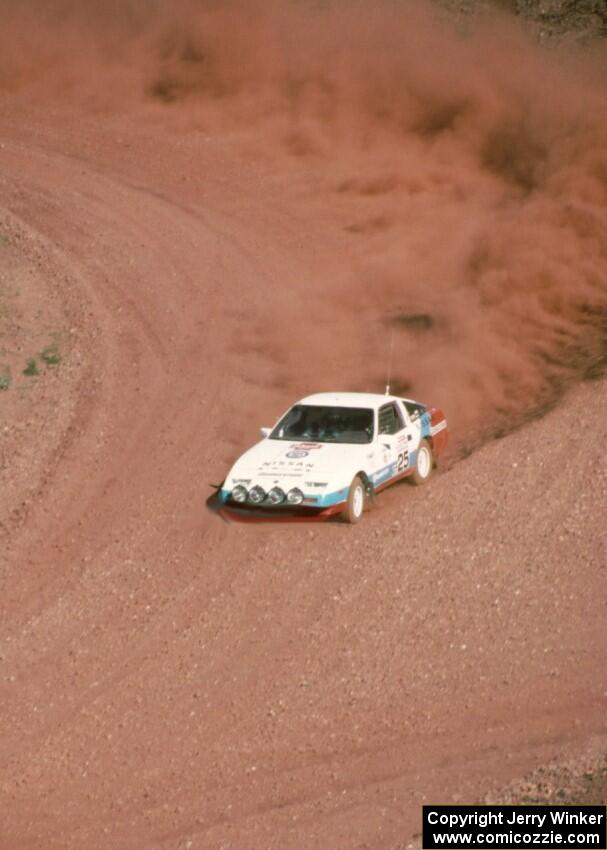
261,460,314,469
286,449,309,459
292,443,322,450
258,471,303,477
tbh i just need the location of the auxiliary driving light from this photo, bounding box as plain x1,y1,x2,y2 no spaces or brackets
286,487,304,505
232,485,248,503
248,485,266,504
268,487,286,505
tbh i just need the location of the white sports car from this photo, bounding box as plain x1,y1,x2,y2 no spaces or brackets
218,392,448,523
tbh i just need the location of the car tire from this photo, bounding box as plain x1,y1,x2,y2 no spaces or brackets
343,475,366,524
411,439,433,486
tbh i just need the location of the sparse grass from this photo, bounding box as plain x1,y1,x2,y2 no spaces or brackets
40,336,62,366
0,366,12,391
23,358,39,377
0,334,65,390
0,333,66,391
0,233,9,248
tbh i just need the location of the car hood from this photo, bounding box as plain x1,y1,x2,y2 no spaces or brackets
228,439,370,483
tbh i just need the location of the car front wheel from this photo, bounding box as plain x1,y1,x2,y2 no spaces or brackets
411,439,433,485
343,475,365,524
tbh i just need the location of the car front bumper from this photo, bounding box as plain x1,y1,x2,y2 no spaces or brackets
218,499,346,523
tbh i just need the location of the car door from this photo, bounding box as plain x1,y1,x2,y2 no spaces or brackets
373,401,410,487
397,399,423,465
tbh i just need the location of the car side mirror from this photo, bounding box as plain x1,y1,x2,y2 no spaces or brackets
260,427,271,438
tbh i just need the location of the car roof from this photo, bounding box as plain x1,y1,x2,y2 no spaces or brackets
297,391,404,409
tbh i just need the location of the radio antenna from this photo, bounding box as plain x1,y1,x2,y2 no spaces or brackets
385,326,395,395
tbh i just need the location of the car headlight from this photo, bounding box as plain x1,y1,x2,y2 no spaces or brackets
248,485,266,504
268,487,285,505
232,485,248,503
286,487,304,505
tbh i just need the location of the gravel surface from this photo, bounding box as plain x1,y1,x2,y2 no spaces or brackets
437,0,607,39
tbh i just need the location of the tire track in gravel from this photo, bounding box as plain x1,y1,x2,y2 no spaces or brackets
0,140,239,617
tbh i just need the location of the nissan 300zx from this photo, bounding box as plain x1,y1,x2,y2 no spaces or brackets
218,391,448,523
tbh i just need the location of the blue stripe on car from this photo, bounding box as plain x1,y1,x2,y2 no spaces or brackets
372,462,397,485
314,487,348,507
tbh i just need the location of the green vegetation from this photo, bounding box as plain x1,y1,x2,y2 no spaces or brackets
0,366,12,391
0,233,9,248
23,358,40,376
40,336,62,366
0,334,64,391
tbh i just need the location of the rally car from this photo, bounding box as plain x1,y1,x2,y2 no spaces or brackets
218,392,448,523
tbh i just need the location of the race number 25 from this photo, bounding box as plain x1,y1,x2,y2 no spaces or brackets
397,450,409,472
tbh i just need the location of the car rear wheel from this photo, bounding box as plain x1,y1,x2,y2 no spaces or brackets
343,476,365,524
411,439,433,486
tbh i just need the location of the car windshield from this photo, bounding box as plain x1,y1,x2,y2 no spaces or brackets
270,405,374,444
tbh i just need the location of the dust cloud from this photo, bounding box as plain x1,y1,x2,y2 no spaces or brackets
2,0,606,455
